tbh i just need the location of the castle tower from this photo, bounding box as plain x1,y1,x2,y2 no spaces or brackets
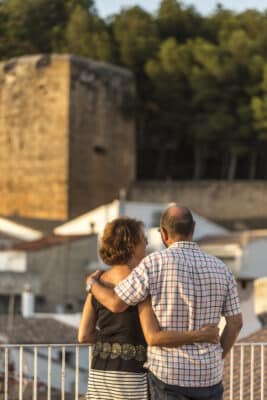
0,54,136,219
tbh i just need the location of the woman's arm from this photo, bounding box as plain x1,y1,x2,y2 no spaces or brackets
78,293,98,344
138,297,219,347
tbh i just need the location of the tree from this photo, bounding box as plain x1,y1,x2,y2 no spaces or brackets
0,0,99,59
0,3,9,58
1,0,267,180
251,65,267,177
217,27,264,179
64,5,113,61
157,0,202,42
145,38,194,178
65,0,97,14
0,0,68,56
113,6,159,70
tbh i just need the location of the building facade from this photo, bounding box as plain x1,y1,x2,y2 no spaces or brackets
0,234,98,314
0,54,136,220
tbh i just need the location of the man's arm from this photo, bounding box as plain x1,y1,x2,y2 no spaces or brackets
86,270,129,313
90,258,150,313
220,314,243,359
221,270,242,358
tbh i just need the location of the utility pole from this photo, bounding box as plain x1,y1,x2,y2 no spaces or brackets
7,288,15,334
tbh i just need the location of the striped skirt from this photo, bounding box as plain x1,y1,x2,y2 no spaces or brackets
86,369,149,400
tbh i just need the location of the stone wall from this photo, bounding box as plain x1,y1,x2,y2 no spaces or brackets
68,57,136,218
0,55,69,219
129,180,267,223
3,53,267,224
0,54,136,220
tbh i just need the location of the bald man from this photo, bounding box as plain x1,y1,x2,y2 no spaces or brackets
88,205,242,400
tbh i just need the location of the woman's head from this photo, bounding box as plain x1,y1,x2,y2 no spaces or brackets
99,217,146,266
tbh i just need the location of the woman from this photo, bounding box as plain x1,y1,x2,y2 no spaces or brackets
79,217,218,400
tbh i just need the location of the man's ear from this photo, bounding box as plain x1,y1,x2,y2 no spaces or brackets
191,221,196,236
161,227,168,242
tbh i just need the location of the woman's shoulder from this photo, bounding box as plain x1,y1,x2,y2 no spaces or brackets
100,265,131,286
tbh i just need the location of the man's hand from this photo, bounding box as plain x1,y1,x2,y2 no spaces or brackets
86,270,102,285
197,325,220,344
85,270,129,313
85,270,103,293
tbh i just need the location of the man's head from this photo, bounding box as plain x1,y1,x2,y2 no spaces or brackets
160,204,195,247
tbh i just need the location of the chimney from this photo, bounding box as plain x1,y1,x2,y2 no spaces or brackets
22,284,34,318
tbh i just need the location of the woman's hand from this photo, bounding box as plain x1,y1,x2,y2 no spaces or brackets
139,298,220,347
196,325,220,344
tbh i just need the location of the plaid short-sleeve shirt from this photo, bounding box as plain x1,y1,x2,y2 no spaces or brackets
115,241,241,387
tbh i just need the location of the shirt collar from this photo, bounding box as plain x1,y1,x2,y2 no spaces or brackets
169,241,199,251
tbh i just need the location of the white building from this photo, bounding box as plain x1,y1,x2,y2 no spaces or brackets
54,200,267,338
198,230,267,338
54,199,228,253
0,217,43,247
0,234,98,314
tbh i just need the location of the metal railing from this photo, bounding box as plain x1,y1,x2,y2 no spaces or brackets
0,344,91,400
0,343,266,399
224,343,267,400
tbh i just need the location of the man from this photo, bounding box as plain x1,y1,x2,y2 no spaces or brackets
88,205,243,399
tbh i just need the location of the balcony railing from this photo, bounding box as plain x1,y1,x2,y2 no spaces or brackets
0,344,91,400
0,343,266,400
223,343,267,400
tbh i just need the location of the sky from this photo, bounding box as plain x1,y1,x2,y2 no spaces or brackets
95,0,267,17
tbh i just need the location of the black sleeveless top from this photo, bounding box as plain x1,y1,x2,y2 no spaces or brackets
91,295,147,373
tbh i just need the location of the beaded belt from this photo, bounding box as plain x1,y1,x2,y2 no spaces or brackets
93,341,146,362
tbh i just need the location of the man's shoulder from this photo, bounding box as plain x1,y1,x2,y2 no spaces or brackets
141,248,168,264
199,249,230,270
199,249,222,262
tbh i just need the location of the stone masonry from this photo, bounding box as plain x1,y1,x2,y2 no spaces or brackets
0,54,136,220
129,180,267,224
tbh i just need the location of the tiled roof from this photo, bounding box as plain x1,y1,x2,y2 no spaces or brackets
223,328,267,400
240,327,267,343
0,316,78,344
213,218,267,231
0,216,42,241
198,229,267,248
5,216,64,235
10,233,94,252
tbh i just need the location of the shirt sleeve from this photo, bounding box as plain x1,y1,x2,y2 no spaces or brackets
222,272,241,317
114,258,150,306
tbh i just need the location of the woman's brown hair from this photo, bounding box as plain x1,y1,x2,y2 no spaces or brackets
99,217,144,265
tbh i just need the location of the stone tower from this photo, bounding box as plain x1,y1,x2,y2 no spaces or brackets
0,54,136,220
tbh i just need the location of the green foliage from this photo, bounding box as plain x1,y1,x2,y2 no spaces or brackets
65,0,96,13
64,6,112,61
144,4,267,179
0,0,103,59
157,0,203,42
113,6,159,70
1,0,267,179
251,65,267,140
0,0,68,56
